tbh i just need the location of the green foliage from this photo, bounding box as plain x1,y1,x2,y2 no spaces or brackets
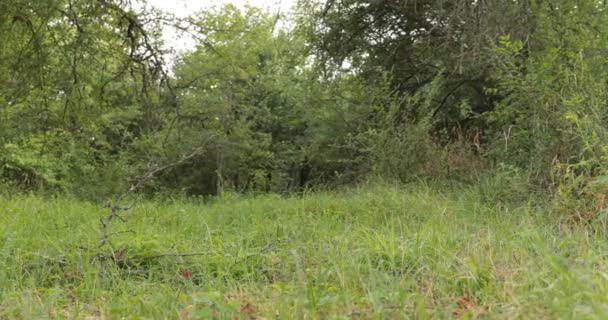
0,0,169,198
159,5,310,194
5,1,608,318
2,0,608,209
486,1,608,213
2,184,608,318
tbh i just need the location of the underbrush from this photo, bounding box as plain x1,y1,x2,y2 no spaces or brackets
0,183,607,319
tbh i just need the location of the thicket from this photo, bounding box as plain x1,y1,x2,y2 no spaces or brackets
2,0,608,212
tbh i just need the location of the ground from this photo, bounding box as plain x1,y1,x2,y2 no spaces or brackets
1,182,607,319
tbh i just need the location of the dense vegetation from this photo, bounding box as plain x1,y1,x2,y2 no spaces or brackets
3,184,608,318
2,0,608,318
2,0,608,202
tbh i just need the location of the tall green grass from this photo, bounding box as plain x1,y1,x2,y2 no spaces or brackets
0,183,606,319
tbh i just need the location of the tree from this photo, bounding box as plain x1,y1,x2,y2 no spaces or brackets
300,0,536,138
0,0,169,197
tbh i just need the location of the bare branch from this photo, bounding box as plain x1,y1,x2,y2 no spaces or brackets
98,146,206,248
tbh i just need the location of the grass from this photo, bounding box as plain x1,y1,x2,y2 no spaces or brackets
1,182,607,319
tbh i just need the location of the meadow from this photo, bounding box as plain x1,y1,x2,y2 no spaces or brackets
1,182,607,319
5,1,608,319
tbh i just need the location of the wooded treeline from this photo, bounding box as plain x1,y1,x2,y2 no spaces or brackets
2,0,608,204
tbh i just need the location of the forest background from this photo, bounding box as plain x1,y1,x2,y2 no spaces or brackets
2,0,608,213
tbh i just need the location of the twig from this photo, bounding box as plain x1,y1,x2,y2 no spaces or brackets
106,230,136,237
98,147,205,247
149,252,210,258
